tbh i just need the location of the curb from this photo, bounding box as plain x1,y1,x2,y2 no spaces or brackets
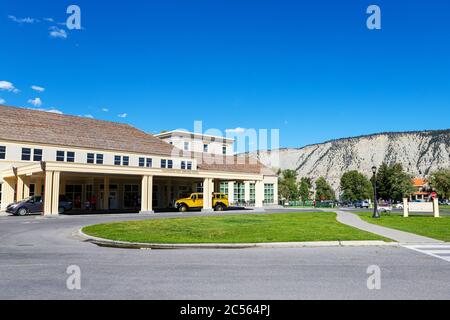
78,228,399,250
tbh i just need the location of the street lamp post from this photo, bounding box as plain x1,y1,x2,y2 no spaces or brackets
372,166,380,218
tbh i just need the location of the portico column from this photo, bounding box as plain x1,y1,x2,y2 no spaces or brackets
255,180,264,209
59,177,66,195
1,178,16,211
35,179,42,196
43,171,54,216
202,178,214,212
166,180,172,208
103,176,110,210
273,181,279,205
16,176,24,202
228,181,234,204
140,175,154,214
23,176,30,199
51,171,60,215
244,181,251,203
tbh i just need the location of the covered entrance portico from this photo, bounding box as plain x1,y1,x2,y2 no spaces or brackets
1,161,265,215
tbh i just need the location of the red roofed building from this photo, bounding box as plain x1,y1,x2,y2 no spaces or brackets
410,178,431,201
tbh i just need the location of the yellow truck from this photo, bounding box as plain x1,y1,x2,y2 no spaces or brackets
175,192,229,212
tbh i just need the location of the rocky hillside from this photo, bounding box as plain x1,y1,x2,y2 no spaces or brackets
252,130,450,190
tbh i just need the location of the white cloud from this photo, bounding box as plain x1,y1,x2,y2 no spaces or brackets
0,80,19,93
101,107,109,112
84,114,94,119
0,98,5,104
43,18,54,22
49,26,67,39
31,85,45,92
118,113,128,118
28,97,42,107
225,127,246,134
8,15,37,24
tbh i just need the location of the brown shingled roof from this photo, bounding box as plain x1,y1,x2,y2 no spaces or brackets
0,105,175,156
0,105,275,175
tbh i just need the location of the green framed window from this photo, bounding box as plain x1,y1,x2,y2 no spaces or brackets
264,184,274,204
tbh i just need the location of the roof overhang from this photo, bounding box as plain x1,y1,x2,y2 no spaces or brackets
1,161,263,181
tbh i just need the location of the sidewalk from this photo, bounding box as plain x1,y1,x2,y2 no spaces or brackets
336,210,442,244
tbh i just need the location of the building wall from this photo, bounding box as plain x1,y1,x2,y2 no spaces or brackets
0,139,279,209
161,136,234,155
0,140,197,174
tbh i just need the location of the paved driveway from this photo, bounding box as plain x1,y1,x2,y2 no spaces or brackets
0,211,449,300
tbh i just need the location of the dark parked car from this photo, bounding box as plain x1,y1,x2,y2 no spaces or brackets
6,195,73,216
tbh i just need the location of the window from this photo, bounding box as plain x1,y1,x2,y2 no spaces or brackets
187,161,192,170
250,183,256,203
222,145,227,155
33,149,43,161
87,153,95,164
65,185,83,209
161,159,167,168
0,146,5,160
67,152,75,163
167,160,173,169
22,148,31,161
184,142,189,151
114,155,121,166
152,185,159,207
203,144,209,153
220,182,229,195
96,154,104,165
196,182,203,193
56,151,65,162
264,183,275,204
146,158,152,168
181,161,186,170
139,157,145,167
29,184,36,197
234,183,245,203
124,184,139,208
123,156,129,166
88,153,103,164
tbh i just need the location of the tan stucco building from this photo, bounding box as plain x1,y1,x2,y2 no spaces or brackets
0,105,278,215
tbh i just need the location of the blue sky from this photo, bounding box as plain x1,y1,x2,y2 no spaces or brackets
1,0,449,150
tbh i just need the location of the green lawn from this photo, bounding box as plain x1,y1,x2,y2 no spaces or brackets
357,212,450,242
82,212,389,244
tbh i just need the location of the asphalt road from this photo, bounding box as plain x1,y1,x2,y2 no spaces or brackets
0,210,449,300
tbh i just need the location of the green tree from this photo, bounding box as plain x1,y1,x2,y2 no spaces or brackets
340,170,373,201
315,177,336,201
278,169,299,202
429,169,450,199
376,163,414,202
298,177,312,202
